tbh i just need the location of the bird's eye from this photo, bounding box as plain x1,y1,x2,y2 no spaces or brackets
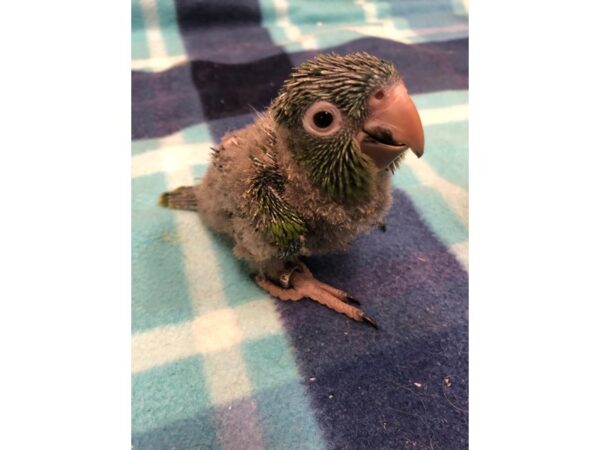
302,101,343,137
313,111,333,128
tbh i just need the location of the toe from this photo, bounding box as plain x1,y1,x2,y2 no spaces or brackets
255,275,303,301
344,295,361,306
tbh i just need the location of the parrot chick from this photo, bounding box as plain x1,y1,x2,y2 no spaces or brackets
160,52,425,328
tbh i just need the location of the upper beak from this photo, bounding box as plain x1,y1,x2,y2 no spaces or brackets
358,81,425,169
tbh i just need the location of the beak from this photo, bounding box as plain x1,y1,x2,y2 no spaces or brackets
358,81,425,169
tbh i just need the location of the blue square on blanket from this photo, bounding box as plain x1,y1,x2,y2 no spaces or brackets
132,357,216,435
242,335,299,392
132,173,195,332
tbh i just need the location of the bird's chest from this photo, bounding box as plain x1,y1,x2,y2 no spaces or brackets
293,184,392,255
278,155,393,255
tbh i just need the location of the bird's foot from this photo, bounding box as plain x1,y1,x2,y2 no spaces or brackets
254,262,378,328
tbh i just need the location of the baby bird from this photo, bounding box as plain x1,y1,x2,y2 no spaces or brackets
160,52,424,327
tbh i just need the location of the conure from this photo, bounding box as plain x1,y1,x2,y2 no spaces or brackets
160,52,425,328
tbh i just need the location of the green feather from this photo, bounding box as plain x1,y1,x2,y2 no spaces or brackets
272,52,397,127
246,152,307,257
270,52,397,203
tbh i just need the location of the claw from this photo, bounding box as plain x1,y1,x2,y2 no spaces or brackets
255,261,379,327
360,312,379,329
378,222,387,232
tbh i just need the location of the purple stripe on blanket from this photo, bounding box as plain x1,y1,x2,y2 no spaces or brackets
175,0,282,64
214,397,264,450
289,37,468,95
131,38,467,140
276,189,468,449
205,112,255,143
190,52,293,121
132,67,205,140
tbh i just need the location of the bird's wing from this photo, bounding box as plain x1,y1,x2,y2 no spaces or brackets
243,152,307,258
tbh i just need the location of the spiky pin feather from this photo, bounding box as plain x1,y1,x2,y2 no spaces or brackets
160,52,425,327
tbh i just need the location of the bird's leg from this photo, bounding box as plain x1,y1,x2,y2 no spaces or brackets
255,262,378,328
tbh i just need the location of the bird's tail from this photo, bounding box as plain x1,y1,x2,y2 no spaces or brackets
158,186,197,211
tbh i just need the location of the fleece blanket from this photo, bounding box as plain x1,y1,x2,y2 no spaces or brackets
131,1,468,449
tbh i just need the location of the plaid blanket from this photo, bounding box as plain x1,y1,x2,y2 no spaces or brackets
132,1,468,449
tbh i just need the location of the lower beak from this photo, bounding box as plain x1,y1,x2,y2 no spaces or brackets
358,81,425,169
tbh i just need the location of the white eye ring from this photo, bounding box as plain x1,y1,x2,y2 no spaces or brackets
302,101,343,137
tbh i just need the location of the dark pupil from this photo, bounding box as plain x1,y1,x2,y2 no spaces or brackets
313,111,333,128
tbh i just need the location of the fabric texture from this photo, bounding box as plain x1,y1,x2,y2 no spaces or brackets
132,1,468,448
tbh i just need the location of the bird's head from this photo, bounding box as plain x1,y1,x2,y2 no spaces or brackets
271,52,424,202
